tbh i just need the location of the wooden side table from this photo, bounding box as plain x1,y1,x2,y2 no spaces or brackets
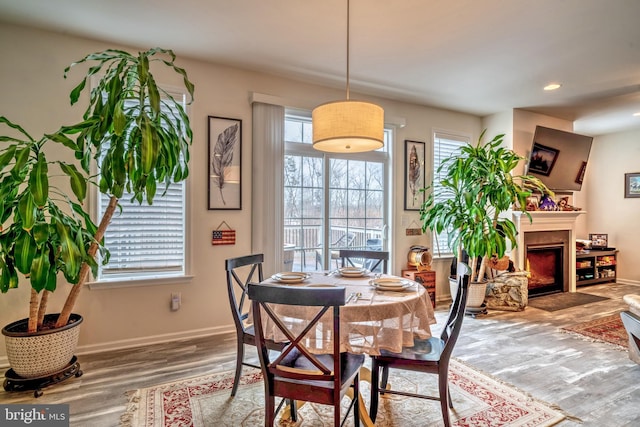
401,269,436,308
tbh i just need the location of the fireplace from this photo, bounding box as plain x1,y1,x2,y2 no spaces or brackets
527,245,564,296
512,211,584,293
523,230,570,295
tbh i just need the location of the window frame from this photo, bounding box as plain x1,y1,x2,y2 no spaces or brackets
283,112,391,271
430,130,470,258
87,85,193,288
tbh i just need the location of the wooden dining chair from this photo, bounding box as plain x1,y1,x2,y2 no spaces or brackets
225,254,286,397
369,263,470,427
339,249,389,274
248,283,365,427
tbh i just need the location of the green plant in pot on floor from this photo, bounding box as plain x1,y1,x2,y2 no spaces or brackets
420,130,550,308
0,48,194,381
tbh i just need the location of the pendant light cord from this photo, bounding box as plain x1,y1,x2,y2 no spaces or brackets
346,0,350,101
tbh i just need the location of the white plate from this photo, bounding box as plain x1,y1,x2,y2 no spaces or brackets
338,267,370,277
305,283,338,288
369,278,415,291
271,272,310,284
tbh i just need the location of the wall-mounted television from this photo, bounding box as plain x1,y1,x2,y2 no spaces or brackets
526,126,593,192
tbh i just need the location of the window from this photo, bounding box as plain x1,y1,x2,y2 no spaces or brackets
96,90,189,282
431,131,469,257
283,114,390,272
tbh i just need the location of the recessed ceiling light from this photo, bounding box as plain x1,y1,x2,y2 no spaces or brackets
633,112,640,117
544,83,562,91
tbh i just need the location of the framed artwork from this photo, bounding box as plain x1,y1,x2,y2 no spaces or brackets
624,172,640,198
528,142,559,176
208,116,242,210
404,140,426,211
575,161,587,184
589,233,608,249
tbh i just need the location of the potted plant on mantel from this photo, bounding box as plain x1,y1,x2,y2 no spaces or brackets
420,130,550,309
0,48,194,386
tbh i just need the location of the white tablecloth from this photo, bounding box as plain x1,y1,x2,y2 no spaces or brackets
258,272,437,355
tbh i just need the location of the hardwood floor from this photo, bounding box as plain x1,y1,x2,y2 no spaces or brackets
2,282,639,426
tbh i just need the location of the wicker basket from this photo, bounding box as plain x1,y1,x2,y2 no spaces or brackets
2,313,82,379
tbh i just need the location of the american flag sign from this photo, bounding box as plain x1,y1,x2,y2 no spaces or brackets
212,221,236,245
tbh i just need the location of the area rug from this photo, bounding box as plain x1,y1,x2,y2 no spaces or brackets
562,312,628,349
528,292,609,312
120,359,567,427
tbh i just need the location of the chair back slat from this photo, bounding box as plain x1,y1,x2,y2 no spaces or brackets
338,249,389,274
224,253,268,397
225,254,265,333
439,263,470,361
249,283,363,426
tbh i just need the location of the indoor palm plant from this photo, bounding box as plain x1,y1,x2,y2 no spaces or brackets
420,130,550,307
0,48,194,379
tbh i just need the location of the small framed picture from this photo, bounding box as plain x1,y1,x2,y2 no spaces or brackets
624,172,640,198
529,142,559,176
404,140,426,211
575,161,587,184
208,116,242,210
589,233,608,250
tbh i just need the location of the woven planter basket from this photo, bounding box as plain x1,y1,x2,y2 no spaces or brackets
2,313,82,379
467,281,488,308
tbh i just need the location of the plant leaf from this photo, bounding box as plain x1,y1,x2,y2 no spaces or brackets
30,246,51,292
14,231,37,275
29,152,49,207
18,192,37,230
59,162,87,201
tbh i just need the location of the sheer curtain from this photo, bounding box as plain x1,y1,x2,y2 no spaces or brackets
251,102,285,276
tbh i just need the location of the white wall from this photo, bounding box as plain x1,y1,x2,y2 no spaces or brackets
0,23,482,361
585,130,640,284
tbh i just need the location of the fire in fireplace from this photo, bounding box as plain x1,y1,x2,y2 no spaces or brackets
527,245,564,296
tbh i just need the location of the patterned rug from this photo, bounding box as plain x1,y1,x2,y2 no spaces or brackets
120,359,567,427
562,312,628,349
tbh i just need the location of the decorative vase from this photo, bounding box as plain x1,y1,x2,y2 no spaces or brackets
2,313,82,379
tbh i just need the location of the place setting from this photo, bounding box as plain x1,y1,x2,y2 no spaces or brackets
269,271,311,284
369,277,418,292
335,266,371,278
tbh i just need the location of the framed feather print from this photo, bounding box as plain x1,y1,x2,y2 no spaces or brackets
208,116,242,210
404,140,425,211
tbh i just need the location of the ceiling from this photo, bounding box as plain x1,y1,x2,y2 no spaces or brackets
1,0,639,136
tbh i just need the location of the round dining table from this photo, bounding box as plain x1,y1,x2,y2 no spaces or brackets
259,271,437,356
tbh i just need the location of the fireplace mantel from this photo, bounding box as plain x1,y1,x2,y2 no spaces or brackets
512,211,586,292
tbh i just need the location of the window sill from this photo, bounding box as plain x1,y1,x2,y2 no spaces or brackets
87,274,194,290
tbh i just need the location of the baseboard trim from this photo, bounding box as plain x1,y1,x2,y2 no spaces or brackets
0,325,235,369
615,279,640,286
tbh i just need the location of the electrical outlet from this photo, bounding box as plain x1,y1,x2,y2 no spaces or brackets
171,292,181,311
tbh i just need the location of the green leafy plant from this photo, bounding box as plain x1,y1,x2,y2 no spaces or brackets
420,130,551,283
0,48,194,333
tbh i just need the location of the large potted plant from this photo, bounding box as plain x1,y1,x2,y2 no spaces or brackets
420,130,549,308
0,48,194,382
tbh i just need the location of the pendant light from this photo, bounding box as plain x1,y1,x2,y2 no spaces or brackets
312,0,384,153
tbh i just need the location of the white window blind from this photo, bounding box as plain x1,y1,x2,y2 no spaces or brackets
97,90,187,281
431,132,469,257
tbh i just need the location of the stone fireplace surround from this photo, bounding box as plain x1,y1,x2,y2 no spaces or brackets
512,211,585,293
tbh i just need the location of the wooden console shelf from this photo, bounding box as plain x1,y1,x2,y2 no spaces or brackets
401,269,436,307
576,249,618,286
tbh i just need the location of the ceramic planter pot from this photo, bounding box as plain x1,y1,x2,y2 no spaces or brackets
2,313,82,379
